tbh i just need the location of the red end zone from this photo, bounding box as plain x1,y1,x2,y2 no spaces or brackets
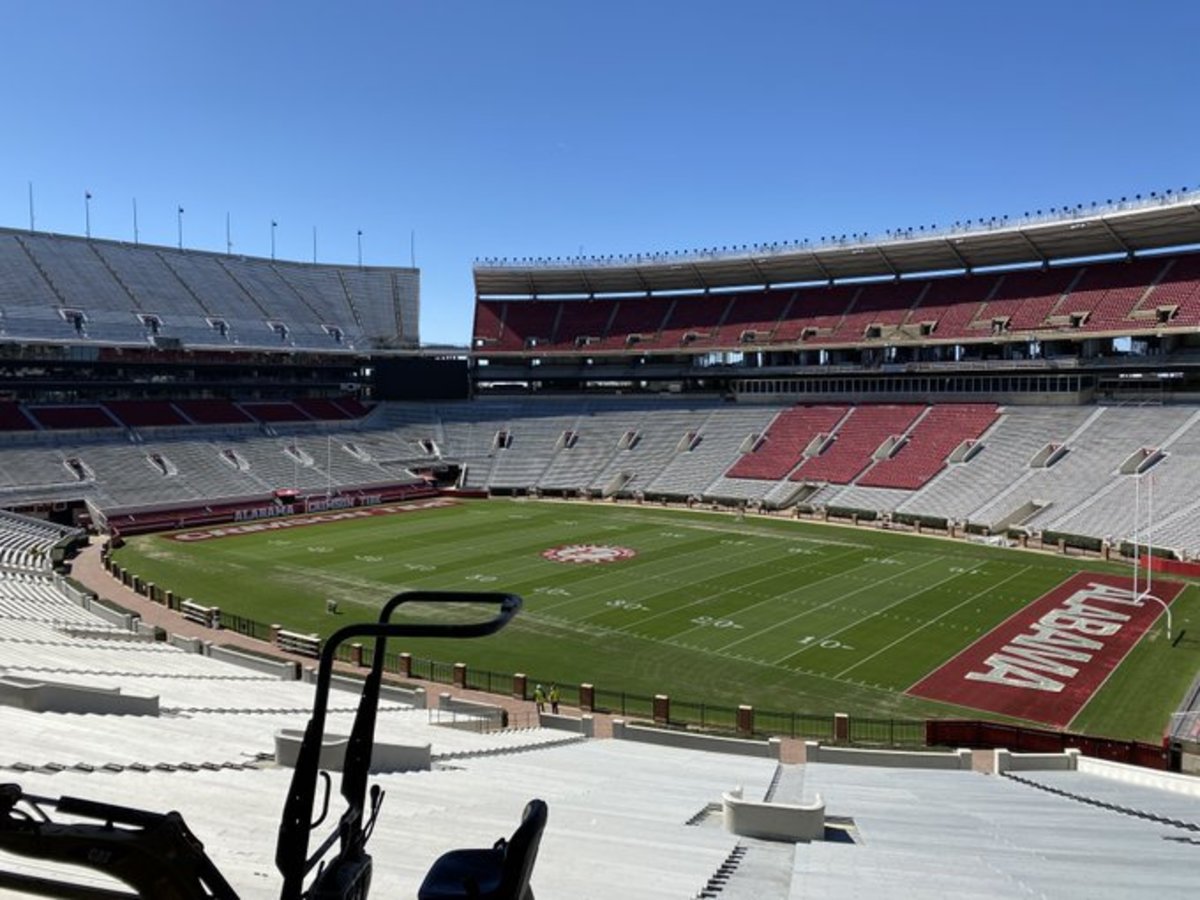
908,572,1184,728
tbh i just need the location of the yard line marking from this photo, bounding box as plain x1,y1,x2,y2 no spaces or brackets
521,611,902,700
714,554,946,654
835,565,1031,679
537,532,867,618
773,560,987,666
626,544,872,633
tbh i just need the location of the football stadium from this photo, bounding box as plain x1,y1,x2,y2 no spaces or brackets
4,4,1200,895
1,195,1199,897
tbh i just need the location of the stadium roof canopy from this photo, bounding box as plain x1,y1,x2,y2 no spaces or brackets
474,190,1200,298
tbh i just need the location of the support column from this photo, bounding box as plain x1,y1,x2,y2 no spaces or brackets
834,712,850,743
653,694,670,725
736,704,754,737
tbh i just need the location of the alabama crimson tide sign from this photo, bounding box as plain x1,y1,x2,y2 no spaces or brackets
541,544,638,564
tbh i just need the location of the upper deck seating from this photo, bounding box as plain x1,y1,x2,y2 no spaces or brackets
650,295,732,348
17,234,138,313
333,397,371,418
596,297,674,349
713,291,793,346
1057,258,1163,333
26,405,119,430
549,300,617,350
473,300,506,346
973,267,1076,334
293,398,355,420
174,400,256,426
772,286,856,344
104,400,189,428
1140,253,1200,327
497,300,559,351
241,402,309,423
0,401,36,431
904,275,998,340
831,281,923,343
338,267,403,341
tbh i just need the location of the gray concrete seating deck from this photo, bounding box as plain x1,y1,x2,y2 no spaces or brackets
537,414,623,491
648,407,779,496
0,446,80,491
1,737,774,899
489,414,578,488
1006,769,1200,828
795,762,1197,899
0,230,393,352
701,474,776,502
587,405,725,494
132,437,268,501
821,483,915,513
3,400,1200,551
60,442,200,509
0,234,61,308
91,243,210,318
978,406,1194,530
898,406,1096,521
19,235,139,312
1046,409,1200,542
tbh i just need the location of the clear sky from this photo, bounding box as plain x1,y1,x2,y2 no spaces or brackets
2,1,1198,345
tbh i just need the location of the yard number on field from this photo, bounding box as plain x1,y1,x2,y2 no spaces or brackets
606,599,649,612
691,615,743,629
797,635,854,650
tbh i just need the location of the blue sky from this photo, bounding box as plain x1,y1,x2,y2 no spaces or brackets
2,1,1198,345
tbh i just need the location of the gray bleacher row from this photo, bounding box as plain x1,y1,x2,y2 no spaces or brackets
0,431,427,511
0,229,415,349
0,536,775,899
3,398,1200,554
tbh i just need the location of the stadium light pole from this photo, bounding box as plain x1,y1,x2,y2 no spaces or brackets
132,198,139,245
312,226,317,264
271,220,277,261
357,230,363,268
177,206,184,250
84,191,92,239
27,182,35,232
226,212,232,255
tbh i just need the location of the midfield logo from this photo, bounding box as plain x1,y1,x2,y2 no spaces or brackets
541,544,638,565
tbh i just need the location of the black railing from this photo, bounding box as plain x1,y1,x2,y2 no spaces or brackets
219,612,273,642
847,717,926,746
755,710,837,741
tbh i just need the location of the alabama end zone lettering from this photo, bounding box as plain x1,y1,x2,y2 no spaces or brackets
909,572,1184,728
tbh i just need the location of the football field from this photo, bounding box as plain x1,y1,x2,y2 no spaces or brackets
111,498,1200,742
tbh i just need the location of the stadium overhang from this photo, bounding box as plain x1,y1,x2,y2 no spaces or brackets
474,192,1200,298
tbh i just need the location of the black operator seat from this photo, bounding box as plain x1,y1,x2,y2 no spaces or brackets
418,798,548,900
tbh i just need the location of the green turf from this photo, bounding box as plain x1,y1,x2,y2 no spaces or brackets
112,498,1200,742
